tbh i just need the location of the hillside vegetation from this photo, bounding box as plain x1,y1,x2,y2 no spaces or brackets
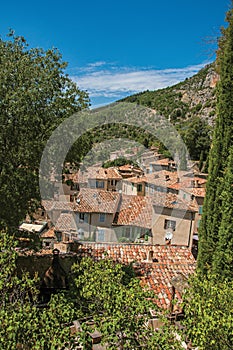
122,63,218,125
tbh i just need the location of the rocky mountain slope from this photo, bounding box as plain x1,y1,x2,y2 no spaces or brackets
121,63,219,127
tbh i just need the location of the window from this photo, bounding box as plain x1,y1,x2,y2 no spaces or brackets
183,193,186,200
199,206,203,214
111,179,116,186
164,219,176,231
125,227,131,238
137,184,142,192
71,183,79,191
98,229,105,242
99,213,105,222
79,213,88,223
96,181,104,189
79,213,85,221
89,180,95,188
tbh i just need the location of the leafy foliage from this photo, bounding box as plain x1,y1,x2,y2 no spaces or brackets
0,232,184,349
70,256,183,349
0,31,89,230
122,64,216,121
211,147,233,279
198,6,233,278
121,64,216,162
178,116,211,160
183,273,233,350
102,156,139,168
0,231,75,349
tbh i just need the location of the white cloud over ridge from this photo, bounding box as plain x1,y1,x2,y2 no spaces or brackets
71,61,211,106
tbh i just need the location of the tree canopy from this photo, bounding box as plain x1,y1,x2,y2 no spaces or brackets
183,273,233,350
197,6,233,280
0,32,89,230
0,231,184,349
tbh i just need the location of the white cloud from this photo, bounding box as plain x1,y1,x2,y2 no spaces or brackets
71,61,211,105
87,61,107,68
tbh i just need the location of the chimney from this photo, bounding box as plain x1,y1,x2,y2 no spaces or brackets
147,250,155,262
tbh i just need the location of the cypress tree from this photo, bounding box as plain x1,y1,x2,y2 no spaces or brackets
212,147,233,280
198,6,233,275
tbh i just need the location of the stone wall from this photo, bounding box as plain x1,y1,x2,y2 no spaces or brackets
16,253,79,280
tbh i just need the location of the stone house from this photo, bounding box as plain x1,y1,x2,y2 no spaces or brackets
73,188,121,242
122,176,146,196
151,192,197,248
86,167,122,192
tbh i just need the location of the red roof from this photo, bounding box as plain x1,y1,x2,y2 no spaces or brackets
123,176,147,184
42,200,73,212
74,188,120,214
114,195,153,229
77,243,196,309
184,187,206,198
152,192,198,212
55,213,77,232
86,167,122,180
40,227,56,238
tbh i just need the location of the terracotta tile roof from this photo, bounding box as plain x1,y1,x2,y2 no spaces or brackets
74,188,120,213
118,164,142,172
123,176,147,184
76,169,88,185
63,173,79,183
167,182,181,191
77,243,195,266
145,171,178,187
77,243,196,309
193,177,207,185
40,227,56,238
145,170,205,185
42,200,73,212
150,158,170,165
153,192,198,212
141,264,194,309
55,213,77,232
183,187,206,198
145,171,206,199
104,168,122,180
169,178,194,190
118,165,144,178
114,195,153,229
86,167,122,180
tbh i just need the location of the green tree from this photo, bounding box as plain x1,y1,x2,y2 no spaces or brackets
0,230,186,349
0,31,89,231
71,256,183,350
0,231,76,349
179,145,187,171
198,6,233,276
102,156,138,168
211,147,233,279
179,117,211,161
183,273,233,350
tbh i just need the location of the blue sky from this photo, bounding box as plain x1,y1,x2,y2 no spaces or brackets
0,0,230,107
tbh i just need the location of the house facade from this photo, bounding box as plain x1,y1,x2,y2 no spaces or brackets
151,192,197,248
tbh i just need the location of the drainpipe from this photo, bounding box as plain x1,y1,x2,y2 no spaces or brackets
187,211,194,249
89,213,92,240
